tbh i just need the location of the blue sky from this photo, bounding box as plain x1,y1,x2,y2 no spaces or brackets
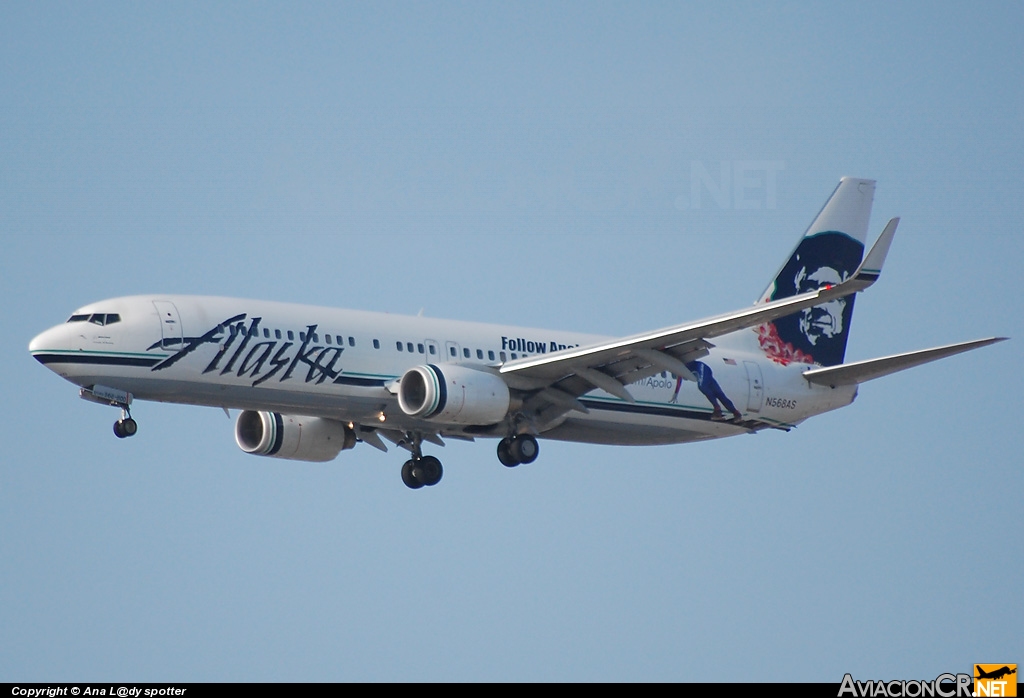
2,1,1021,682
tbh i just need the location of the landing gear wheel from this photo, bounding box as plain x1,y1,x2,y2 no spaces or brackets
113,418,138,439
497,438,519,467
413,455,443,487
401,459,424,489
510,434,538,464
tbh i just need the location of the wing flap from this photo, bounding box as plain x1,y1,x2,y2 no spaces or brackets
802,337,1006,387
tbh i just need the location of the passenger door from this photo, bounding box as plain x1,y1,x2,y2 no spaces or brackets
153,301,183,350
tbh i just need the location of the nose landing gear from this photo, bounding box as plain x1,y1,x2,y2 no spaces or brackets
113,410,138,439
79,386,138,439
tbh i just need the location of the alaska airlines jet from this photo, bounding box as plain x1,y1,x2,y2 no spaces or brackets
29,179,1005,489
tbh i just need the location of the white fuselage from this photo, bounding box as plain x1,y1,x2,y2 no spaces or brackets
30,295,857,446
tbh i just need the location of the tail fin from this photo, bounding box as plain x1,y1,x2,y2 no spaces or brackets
755,177,875,367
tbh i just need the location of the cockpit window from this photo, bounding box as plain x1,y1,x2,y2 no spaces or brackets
82,313,121,326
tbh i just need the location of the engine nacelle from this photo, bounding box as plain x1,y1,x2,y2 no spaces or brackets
397,363,511,425
235,411,356,462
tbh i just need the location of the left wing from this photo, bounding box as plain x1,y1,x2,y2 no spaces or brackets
502,219,898,421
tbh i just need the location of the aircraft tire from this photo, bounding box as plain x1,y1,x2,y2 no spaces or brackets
510,434,538,464
401,460,424,489
415,456,443,487
497,438,519,467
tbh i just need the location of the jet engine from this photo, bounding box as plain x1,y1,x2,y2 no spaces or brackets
397,364,510,425
235,411,356,462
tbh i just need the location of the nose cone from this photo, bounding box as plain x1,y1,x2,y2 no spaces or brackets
29,328,47,356
29,325,66,365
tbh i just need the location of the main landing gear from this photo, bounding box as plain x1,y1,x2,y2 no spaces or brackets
399,433,443,489
401,455,443,489
496,434,539,467
398,432,540,489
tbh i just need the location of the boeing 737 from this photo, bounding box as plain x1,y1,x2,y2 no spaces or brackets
29,178,1005,489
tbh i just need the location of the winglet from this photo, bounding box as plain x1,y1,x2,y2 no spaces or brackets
853,217,899,286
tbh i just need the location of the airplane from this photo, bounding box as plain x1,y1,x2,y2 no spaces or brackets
29,178,1006,489
975,666,1016,681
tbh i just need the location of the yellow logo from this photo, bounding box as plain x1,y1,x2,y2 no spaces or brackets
975,665,1017,697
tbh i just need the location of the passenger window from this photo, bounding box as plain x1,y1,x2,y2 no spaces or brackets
373,339,380,349
336,336,343,346
463,347,470,358
511,353,518,360
263,328,270,338
407,342,414,353
476,349,483,359
325,334,332,345
418,343,424,354
488,350,495,361
287,330,294,341
396,341,403,352
450,346,457,357
429,345,436,355
275,329,282,340
348,337,355,347
500,351,507,362
300,332,306,341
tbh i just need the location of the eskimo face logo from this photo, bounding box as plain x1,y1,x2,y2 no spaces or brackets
767,231,864,367
795,264,848,344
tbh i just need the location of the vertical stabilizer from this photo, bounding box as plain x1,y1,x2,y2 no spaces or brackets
754,178,874,367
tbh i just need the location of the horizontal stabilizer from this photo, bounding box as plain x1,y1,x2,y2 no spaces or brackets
803,337,1007,387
